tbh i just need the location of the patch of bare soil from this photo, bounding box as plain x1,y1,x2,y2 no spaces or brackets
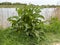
53,42,60,45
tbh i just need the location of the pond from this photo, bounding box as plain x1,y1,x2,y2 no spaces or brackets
0,8,55,28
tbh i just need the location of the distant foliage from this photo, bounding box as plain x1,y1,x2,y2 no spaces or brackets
12,3,25,5
0,2,26,5
0,2,12,5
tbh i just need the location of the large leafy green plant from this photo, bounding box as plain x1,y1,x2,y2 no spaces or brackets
8,4,45,45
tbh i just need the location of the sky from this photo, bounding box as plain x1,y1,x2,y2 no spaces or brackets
0,0,60,5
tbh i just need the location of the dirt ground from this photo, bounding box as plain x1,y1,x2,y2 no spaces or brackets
53,42,60,45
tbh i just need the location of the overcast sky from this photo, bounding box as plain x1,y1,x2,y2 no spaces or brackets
0,0,60,5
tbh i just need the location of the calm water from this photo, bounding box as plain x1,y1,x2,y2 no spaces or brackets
0,8,55,28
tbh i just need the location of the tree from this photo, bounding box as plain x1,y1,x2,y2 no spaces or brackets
12,2,26,5
8,4,45,45
1,2,12,5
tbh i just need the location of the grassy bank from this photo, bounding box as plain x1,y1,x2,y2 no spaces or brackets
0,28,60,45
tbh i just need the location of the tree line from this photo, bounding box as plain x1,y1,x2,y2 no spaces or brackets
0,2,60,8
0,2,26,5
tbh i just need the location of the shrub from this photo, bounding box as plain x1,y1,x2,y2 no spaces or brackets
7,4,46,45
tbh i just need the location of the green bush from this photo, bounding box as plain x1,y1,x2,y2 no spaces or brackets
7,4,47,45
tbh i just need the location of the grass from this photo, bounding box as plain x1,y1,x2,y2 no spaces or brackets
0,28,60,45
0,29,23,45
0,28,37,45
